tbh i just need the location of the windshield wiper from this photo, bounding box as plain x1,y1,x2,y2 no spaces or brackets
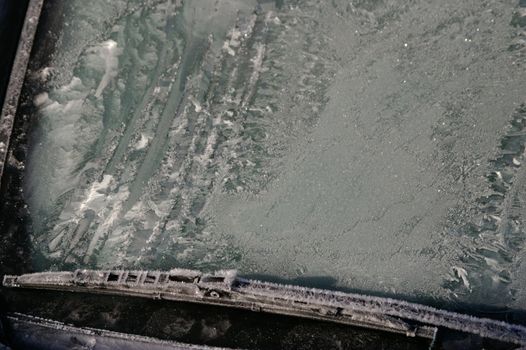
4,268,526,346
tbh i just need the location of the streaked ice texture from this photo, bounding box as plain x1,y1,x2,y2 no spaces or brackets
24,0,526,309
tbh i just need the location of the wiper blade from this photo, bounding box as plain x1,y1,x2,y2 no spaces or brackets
4,268,526,346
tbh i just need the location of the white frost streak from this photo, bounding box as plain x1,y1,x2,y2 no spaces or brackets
33,92,50,107
452,266,471,290
78,175,113,212
94,40,121,98
135,133,150,150
83,185,129,264
242,43,266,107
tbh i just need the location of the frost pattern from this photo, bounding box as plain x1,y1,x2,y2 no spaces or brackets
21,0,526,310
25,0,334,271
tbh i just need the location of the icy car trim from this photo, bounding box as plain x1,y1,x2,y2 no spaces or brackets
0,0,43,181
2,312,238,350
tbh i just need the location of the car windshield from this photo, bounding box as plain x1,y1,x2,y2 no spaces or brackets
8,0,526,312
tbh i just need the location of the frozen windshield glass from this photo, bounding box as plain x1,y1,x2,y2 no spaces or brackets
21,0,526,310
